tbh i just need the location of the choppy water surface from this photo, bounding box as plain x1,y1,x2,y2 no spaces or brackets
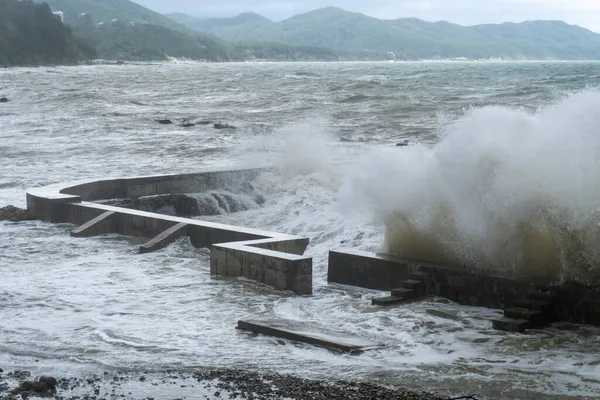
1,61,600,399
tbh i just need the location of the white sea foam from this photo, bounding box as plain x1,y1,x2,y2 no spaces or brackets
341,90,600,283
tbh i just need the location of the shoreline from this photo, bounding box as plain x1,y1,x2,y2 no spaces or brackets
2,59,600,69
0,367,451,400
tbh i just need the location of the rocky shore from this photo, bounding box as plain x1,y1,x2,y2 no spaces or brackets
0,367,453,400
0,205,34,222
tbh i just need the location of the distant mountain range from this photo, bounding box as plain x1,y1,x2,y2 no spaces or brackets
24,0,351,63
14,1,600,63
168,7,600,60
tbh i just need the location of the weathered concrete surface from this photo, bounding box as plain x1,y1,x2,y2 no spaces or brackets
71,211,118,238
59,168,267,202
329,248,544,309
139,222,189,254
328,249,410,290
212,242,312,295
26,168,312,295
329,248,600,326
237,319,381,354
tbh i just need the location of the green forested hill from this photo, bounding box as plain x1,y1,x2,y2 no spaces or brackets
34,0,192,33
70,15,228,61
0,0,89,66
167,12,274,41
170,7,600,60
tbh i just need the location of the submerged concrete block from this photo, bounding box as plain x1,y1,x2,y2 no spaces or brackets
492,318,530,332
237,319,381,354
371,296,406,306
139,222,189,254
391,287,414,299
71,211,118,238
401,279,424,297
211,244,312,295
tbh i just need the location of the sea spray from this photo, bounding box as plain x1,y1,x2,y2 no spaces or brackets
340,91,600,284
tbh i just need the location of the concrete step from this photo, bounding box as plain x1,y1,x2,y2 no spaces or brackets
504,307,542,323
371,296,406,306
409,272,430,282
515,299,550,311
492,318,530,332
391,287,414,299
527,291,557,302
401,279,424,297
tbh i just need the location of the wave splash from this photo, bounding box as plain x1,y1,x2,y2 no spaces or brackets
341,91,600,283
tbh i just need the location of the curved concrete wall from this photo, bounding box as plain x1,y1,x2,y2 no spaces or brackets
26,167,312,295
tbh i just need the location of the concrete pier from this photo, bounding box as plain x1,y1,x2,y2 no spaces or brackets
328,248,600,328
26,168,313,295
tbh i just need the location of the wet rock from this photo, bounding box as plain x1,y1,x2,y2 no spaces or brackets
0,205,35,222
0,97,8,103
214,123,236,130
10,377,57,398
254,194,266,205
139,194,200,217
9,370,31,379
156,119,173,125
39,376,58,391
340,136,365,143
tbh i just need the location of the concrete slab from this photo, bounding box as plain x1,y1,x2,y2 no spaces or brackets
236,319,381,354
139,222,189,254
71,211,117,238
371,296,406,306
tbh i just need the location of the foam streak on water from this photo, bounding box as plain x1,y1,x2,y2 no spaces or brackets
1,62,600,400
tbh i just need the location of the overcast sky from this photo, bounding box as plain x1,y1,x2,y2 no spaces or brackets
132,0,600,32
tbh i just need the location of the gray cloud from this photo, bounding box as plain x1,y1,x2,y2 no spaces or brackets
133,0,600,32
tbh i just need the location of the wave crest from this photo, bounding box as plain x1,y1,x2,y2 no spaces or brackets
341,90,600,283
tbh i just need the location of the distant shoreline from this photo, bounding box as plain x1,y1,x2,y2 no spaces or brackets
2,58,599,69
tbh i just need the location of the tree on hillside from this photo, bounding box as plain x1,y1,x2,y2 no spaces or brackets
0,0,92,65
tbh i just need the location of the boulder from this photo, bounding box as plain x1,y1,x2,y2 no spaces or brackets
156,119,173,125
0,97,8,103
0,205,35,222
9,376,58,398
38,376,58,391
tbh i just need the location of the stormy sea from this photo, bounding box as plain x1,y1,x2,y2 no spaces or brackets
1,61,600,399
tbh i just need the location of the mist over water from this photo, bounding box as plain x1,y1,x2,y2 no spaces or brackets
343,90,600,283
2,61,600,399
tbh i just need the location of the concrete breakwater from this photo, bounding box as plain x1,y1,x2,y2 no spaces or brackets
26,168,312,295
25,167,600,334
328,249,600,331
